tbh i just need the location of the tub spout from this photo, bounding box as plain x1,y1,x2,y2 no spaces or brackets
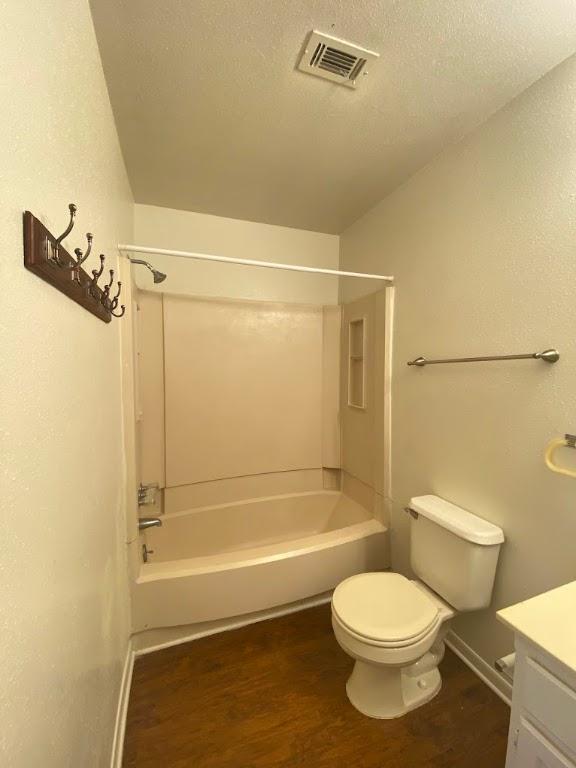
138,517,162,530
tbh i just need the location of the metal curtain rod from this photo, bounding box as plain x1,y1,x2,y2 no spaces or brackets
118,244,394,282
408,349,560,367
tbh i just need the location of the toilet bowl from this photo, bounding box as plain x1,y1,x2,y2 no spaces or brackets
330,494,504,720
332,572,454,719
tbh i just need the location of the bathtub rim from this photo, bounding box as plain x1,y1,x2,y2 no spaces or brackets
161,489,344,520
138,517,385,582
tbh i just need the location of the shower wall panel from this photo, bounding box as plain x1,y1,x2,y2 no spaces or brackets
137,291,165,487
163,295,325,487
322,306,341,469
340,290,387,515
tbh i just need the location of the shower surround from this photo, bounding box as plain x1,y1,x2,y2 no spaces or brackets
133,287,390,637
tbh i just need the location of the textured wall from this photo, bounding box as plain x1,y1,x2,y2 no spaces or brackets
92,0,576,232
0,1,133,765
340,55,576,666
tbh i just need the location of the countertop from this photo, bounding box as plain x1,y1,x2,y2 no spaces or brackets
497,580,576,673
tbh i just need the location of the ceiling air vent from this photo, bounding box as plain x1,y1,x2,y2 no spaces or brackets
298,31,379,89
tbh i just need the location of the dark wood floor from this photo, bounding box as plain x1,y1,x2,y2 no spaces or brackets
123,605,509,768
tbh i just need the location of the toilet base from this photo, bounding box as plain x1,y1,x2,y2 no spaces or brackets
345,657,442,719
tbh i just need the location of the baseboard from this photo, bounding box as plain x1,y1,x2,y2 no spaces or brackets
446,630,512,706
110,640,135,768
134,593,333,657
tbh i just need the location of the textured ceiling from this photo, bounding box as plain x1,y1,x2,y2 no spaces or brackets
90,0,576,233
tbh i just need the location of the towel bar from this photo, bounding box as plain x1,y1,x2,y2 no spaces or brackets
407,349,559,367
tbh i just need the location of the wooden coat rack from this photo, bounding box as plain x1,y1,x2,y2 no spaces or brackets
23,203,125,323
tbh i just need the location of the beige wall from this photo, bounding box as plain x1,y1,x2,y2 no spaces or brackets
164,469,330,512
0,1,133,765
340,55,576,667
135,290,341,509
132,203,340,305
163,295,325,487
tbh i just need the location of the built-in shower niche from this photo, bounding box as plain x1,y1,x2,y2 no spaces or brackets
347,316,366,409
340,288,388,526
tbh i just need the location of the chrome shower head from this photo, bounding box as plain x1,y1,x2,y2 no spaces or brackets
129,258,167,284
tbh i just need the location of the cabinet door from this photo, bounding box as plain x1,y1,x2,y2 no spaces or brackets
514,719,575,768
523,657,576,755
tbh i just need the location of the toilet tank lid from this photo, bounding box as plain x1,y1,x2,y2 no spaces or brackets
410,495,504,546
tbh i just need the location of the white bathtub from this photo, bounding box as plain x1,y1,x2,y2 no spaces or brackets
133,491,387,632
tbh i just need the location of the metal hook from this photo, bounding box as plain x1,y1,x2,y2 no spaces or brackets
109,279,125,317
52,203,77,265
72,233,93,282
89,254,105,297
111,281,122,310
102,269,115,308
79,233,93,264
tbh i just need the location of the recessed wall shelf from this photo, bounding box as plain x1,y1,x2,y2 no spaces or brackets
348,317,366,409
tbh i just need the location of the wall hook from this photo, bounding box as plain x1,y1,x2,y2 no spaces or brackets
52,203,77,265
101,269,115,309
111,281,122,310
91,261,125,318
89,254,105,297
72,233,93,282
24,207,125,323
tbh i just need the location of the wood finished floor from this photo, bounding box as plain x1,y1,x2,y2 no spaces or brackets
123,605,510,768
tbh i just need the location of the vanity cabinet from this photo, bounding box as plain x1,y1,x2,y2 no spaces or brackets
514,718,575,768
498,582,576,768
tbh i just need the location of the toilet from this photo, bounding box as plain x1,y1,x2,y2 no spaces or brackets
332,494,504,719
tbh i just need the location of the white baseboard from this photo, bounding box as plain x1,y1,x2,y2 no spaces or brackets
110,640,135,768
446,630,512,706
135,593,333,657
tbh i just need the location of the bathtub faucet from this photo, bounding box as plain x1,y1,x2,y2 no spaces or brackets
138,517,163,530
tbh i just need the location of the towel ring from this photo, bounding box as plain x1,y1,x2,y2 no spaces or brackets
545,435,576,479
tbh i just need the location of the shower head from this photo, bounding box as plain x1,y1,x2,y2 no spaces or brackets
129,258,167,284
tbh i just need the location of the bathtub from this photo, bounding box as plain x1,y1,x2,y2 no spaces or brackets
133,491,387,632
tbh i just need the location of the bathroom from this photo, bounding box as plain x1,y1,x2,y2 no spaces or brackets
3,1,576,766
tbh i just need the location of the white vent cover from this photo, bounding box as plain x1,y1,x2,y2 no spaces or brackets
298,31,379,89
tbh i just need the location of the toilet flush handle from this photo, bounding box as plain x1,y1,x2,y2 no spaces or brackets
404,507,419,520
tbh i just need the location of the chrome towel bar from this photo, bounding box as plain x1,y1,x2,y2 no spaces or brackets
407,349,559,367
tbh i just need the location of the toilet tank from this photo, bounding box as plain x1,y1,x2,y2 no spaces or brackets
409,495,504,611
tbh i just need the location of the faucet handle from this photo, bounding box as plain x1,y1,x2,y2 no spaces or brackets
142,544,154,563
138,482,159,506
138,517,163,530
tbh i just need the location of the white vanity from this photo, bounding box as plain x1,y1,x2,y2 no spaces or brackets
498,581,576,768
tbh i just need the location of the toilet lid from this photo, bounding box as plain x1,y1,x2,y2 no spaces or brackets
332,573,440,644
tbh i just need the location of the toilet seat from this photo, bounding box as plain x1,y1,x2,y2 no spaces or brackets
332,573,440,648
332,609,442,649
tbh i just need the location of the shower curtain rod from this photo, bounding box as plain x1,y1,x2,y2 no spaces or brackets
118,244,394,282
